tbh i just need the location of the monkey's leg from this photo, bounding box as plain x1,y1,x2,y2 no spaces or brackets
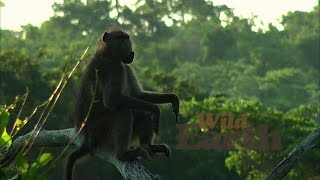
134,105,161,134
133,111,171,158
64,145,89,180
118,146,151,161
109,94,161,133
136,91,180,132
112,109,151,162
138,92,180,123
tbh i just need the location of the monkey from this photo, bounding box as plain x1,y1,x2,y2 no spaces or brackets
64,30,180,180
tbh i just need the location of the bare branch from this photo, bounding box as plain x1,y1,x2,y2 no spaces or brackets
267,128,320,180
1,128,160,180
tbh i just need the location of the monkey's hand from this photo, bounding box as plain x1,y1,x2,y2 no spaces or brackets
171,94,180,123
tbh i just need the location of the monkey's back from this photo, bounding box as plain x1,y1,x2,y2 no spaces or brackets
72,55,127,150
73,56,110,133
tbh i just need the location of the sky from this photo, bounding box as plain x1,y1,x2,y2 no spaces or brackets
0,0,318,31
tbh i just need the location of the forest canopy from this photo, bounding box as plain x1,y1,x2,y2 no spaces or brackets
0,0,319,179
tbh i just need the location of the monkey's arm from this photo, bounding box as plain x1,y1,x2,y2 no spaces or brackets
111,92,160,114
126,65,180,121
102,80,159,112
103,80,161,132
138,92,179,122
138,91,179,107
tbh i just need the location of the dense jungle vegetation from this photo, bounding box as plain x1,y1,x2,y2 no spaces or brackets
0,0,319,179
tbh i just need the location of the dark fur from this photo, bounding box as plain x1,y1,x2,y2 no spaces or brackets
64,30,179,180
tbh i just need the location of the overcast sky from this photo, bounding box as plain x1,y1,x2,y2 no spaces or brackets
0,0,318,31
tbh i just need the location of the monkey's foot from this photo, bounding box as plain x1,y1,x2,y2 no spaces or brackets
150,144,171,158
118,147,151,162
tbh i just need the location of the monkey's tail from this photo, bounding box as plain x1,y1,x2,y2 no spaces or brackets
65,145,89,180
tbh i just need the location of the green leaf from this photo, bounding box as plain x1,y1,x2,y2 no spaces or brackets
15,153,29,174
15,118,27,132
36,153,53,168
0,110,10,135
15,118,23,127
28,162,38,180
0,128,12,148
27,153,53,179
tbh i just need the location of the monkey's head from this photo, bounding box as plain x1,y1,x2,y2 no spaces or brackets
102,31,135,64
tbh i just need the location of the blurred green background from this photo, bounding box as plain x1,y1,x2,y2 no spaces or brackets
0,0,319,179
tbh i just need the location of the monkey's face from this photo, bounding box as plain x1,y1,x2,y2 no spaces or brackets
118,38,135,64
103,31,135,64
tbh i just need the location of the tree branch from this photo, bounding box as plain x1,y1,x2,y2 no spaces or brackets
1,128,159,180
267,128,320,180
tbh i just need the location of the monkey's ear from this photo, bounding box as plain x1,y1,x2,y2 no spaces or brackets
102,32,108,42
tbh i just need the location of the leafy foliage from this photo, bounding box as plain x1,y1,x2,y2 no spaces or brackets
0,0,319,179
0,105,12,148
0,104,53,180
